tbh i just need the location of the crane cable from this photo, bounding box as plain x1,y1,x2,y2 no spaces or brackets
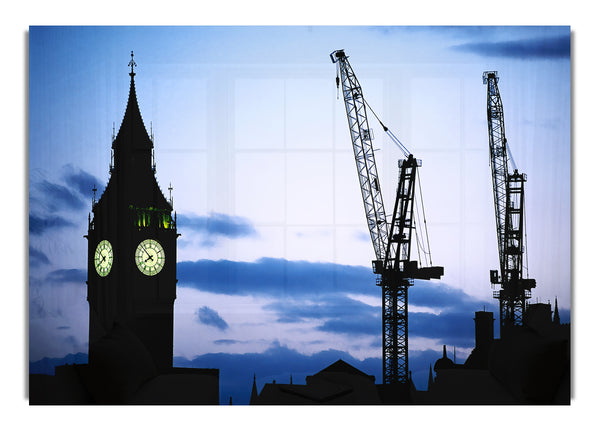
363,98,411,158
416,168,434,266
523,193,530,278
362,94,435,267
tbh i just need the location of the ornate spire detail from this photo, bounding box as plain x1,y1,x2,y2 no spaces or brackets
128,50,137,77
113,50,153,154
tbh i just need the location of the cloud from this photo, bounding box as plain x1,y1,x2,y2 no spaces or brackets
410,282,489,312
214,339,241,346
179,257,494,343
195,306,229,331
34,179,86,211
61,164,104,198
178,213,257,246
410,311,477,348
29,167,102,234
264,286,489,344
29,214,76,235
45,268,86,284
177,257,376,298
265,295,380,336
316,314,380,336
354,230,370,242
452,35,570,59
29,245,51,266
29,292,47,319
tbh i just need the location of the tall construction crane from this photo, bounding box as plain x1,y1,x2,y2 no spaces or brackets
331,49,443,390
483,71,536,338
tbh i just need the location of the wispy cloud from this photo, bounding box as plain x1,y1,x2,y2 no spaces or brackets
45,268,86,284
29,245,51,267
177,257,375,298
265,287,490,344
29,214,76,235
410,282,487,312
178,213,257,247
61,164,104,198
452,35,570,59
214,339,242,346
29,166,102,236
34,179,86,211
265,295,379,335
195,306,229,331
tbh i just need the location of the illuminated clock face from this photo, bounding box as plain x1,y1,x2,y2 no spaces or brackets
94,240,113,277
135,239,165,276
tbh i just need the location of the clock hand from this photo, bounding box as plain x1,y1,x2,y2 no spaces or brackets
141,245,152,259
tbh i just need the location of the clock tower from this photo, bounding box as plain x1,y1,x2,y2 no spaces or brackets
86,53,178,372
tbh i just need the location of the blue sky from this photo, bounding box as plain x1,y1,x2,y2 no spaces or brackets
26,24,573,405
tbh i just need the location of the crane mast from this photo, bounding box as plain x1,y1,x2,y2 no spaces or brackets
332,49,443,389
483,71,535,338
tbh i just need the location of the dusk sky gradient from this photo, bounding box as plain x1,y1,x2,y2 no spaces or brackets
5,1,598,425
26,24,574,405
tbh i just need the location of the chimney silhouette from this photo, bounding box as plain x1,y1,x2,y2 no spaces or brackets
474,310,494,353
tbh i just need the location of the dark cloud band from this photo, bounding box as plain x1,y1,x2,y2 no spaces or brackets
453,35,570,59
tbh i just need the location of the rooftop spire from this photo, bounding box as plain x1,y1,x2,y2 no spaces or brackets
113,50,152,153
128,50,137,77
553,297,561,325
250,373,259,404
427,364,434,391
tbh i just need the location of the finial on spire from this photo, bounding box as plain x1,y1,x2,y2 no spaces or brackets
128,50,137,77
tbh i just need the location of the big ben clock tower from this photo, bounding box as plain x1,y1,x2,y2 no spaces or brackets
86,53,178,372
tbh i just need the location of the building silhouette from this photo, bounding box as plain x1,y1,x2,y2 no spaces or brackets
416,301,570,404
29,54,219,404
250,359,381,404
249,301,569,405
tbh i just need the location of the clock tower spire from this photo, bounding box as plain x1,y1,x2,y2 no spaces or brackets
86,53,178,372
